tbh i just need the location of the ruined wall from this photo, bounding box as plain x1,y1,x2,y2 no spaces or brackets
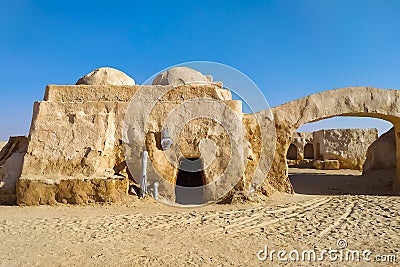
16,84,255,205
136,98,244,202
286,132,314,167
241,111,277,197
0,136,28,204
17,85,138,205
313,128,378,170
363,127,396,172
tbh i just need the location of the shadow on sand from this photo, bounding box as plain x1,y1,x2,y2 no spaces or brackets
289,168,399,196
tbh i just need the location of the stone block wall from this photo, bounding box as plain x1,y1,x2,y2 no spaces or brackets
16,83,265,205
313,128,378,170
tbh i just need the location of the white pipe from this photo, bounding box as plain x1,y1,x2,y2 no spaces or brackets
154,182,159,200
140,151,148,198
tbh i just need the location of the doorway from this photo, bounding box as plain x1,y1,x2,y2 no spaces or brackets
304,143,314,159
175,158,205,204
287,144,298,160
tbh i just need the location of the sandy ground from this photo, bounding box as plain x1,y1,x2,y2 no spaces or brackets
0,168,399,266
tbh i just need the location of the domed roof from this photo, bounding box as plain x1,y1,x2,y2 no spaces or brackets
152,67,210,86
76,67,135,85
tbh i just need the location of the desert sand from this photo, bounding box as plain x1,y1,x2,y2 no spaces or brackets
0,168,399,266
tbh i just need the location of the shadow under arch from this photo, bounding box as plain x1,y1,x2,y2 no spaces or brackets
265,86,400,195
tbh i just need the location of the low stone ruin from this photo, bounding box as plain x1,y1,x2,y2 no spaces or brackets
314,128,378,170
287,129,378,170
286,132,314,167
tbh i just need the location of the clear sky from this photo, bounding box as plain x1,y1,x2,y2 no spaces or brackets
1,0,399,140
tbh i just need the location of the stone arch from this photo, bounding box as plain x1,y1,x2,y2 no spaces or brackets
304,143,314,159
286,144,298,160
264,86,400,194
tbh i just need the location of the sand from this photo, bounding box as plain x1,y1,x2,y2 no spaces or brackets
0,168,399,266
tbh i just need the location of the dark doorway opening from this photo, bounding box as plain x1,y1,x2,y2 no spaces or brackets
304,143,314,159
175,158,205,204
287,144,298,160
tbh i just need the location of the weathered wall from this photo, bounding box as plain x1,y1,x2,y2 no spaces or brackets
0,136,28,204
363,127,396,172
313,128,378,170
241,112,276,196
287,131,313,161
17,85,138,205
138,99,244,202
16,84,255,205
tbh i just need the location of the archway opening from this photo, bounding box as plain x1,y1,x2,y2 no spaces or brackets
175,158,205,204
304,143,314,159
286,144,298,160
290,116,396,196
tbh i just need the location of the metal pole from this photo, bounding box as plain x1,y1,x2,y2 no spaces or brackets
140,151,148,198
153,182,159,200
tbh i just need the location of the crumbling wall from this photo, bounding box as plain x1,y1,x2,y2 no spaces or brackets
291,132,313,160
313,128,378,170
16,85,139,205
363,127,396,172
16,84,251,205
0,136,28,204
123,84,245,203
286,131,314,166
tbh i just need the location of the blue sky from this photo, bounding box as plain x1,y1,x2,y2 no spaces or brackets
1,0,399,140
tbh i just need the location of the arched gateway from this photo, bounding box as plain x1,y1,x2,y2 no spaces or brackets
262,86,400,194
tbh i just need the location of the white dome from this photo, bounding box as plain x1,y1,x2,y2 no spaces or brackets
152,67,210,86
76,67,135,85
